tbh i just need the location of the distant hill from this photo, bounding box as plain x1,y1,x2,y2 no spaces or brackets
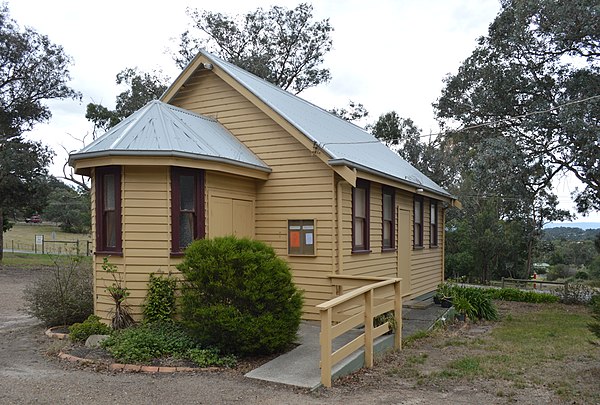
541,226,600,241
544,222,600,230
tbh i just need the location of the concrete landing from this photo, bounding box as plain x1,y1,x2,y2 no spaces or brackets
245,299,449,389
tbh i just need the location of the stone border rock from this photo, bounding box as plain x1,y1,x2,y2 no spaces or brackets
45,326,69,340
49,328,221,374
57,351,220,374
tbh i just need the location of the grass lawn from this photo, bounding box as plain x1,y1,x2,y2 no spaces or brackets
3,223,91,255
351,301,600,403
1,252,92,267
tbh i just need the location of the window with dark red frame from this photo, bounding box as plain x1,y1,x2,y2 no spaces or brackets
352,179,370,252
95,166,122,253
430,200,438,247
382,186,395,250
171,167,205,253
414,196,424,248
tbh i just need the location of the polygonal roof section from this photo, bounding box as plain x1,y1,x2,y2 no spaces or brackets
69,100,271,173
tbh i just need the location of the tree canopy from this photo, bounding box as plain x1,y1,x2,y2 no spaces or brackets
0,5,79,260
435,0,600,213
175,3,333,94
85,68,169,133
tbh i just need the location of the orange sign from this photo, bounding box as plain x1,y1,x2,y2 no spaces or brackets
289,231,301,248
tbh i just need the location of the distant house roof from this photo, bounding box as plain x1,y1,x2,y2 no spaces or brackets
162,50,451,198
69,100,270,173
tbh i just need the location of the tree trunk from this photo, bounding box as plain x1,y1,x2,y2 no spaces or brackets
526,238,534,277
0,209,4,262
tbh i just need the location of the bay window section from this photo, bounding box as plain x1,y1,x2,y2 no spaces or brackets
352,179,370,252
95,166,122,253
171,167,205,254
382,186,395,250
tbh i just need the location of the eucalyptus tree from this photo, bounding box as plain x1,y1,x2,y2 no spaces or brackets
0,5,79,260
175,3,333,94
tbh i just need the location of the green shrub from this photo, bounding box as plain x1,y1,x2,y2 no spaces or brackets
575,270,589,280
186,348,236,368
487,288,559,303
23,255,93,327
178,236,303,356
450,286,498,321
143,273,177,323
69,315,111,343
101,322,195,363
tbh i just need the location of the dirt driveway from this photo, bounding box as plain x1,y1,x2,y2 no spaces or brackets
1,265,596,404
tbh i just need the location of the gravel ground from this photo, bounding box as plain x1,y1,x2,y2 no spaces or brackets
3,265,591,404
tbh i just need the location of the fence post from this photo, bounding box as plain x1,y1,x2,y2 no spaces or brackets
11,240,14,253
394,280,402,350
501,277,505,289
320,308,333,388
364,289,374,368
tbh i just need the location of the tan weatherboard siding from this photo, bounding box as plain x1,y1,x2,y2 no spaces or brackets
92,164,258,322
170,69,335,320
339,180,443,299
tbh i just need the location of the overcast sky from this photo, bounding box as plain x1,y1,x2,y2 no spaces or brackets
6,0,599,223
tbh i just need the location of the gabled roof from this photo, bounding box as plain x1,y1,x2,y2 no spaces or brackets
162,50,450,198
69,100,270,173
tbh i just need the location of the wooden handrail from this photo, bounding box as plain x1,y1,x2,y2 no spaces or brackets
318,276,402,387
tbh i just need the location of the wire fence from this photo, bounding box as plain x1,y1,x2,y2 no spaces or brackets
3,238,92,256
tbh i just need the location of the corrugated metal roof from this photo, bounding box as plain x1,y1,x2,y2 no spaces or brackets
69,100,271,173
194,50,450,197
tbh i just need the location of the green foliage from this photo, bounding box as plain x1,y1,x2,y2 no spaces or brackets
373,311,397,333
186,348,236,368
443,285,498,321
143,273,177,324
178,236,303,356
0,5,80,261
487,288,559,304
101,322,195,363
102,257,134,330
452,296,475,319
68,315,111,343
85,68,169,131
42,180,90,233
100,321,236,367
575,270,590,280
435,0,599,213
23,255,93,327
176,3,333,94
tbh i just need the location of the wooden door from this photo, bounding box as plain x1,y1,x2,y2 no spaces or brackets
397,208,411,296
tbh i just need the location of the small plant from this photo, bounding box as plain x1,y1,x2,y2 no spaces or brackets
23,255,93,327
102,257,134,330
374,311,397,333
451,286,498,321
143,273,177,324
186,348,236,368
453,296,475,321
69,314,111,343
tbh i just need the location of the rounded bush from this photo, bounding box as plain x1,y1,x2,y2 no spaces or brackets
177,236,303,356
69,314,111,343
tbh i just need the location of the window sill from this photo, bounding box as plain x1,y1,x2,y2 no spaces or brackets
429,245,439,249
170,252,185,258
351,249,371,254
95,251,123,257
413,246,424,250
288,254,317,257
381,248,397,253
